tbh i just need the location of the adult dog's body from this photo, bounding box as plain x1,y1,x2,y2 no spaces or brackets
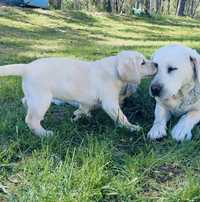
0,51,156,136
148,44,200,141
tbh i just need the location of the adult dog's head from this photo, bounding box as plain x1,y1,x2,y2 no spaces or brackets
116,51,157,83
150,44,200,100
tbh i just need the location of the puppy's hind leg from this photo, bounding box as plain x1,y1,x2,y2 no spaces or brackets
25,93,53,137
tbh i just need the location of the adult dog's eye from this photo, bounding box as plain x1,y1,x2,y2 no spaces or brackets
153,63,158,68
168,67,178,73
141,60,146,65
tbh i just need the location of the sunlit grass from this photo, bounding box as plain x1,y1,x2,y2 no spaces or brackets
1,6,200,202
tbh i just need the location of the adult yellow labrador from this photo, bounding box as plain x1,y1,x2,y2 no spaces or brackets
0,51,156,136
148,44,200,142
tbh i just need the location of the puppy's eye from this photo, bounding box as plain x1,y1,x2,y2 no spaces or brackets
141,60,146,65
168,67,178,73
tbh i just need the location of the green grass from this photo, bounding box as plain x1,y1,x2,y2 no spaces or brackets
1,6,200,202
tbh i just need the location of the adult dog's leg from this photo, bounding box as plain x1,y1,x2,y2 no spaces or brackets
148,102,171,140
22,97,27,109
172,110,200,141
25,93,53,137
102,98,141,131
71,104,91,122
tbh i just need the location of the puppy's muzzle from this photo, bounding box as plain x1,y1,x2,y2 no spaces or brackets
151,84,162,97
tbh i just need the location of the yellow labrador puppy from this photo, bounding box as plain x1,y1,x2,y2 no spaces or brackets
0,51,156,136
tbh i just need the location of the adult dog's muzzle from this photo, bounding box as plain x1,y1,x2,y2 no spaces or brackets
150,83,163,97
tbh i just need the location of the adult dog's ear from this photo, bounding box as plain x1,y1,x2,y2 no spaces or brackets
116,52,138,82
190,49,200,82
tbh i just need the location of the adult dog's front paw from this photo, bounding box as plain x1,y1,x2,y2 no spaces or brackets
147,124,167,140
171,122,192,142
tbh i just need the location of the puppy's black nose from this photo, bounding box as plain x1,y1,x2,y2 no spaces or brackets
151,84,162,97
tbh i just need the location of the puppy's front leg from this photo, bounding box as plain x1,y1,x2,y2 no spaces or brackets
148,102,171,140
102,99,141,131
71,104,91,122
172,110,200,141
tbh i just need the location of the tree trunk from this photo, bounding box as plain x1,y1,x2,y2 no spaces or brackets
149,0,154,15
49,0,62,9
156,0,161,13
190,0,194,16
115,0,119,12
119,0,125,13
136,0,140,9
167,0,170,14
144,0,150,14
161,0,165,13
191,0,200,17
106,0,112,12
176,0,187,16
73,0,80,9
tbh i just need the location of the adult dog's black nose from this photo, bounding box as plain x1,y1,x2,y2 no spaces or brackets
151,84,162,97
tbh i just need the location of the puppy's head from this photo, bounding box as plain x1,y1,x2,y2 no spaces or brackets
150,44,200,100
116,51,157,83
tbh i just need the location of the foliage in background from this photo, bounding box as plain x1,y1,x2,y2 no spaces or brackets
59,0,200,17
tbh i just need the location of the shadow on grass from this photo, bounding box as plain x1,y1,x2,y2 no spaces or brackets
0,8,99,27
108,14,200,29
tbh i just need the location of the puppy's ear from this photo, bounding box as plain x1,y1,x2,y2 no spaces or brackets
190,49,200,82
116,53,138,82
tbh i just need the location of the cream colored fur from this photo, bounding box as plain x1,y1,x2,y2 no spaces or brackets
148,44,200,141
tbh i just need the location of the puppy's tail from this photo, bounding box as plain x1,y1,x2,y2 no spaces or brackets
0,64,26,77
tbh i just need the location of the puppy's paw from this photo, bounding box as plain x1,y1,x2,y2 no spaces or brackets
35,129,54,137
45,130,54,137
186,131,192,140
129,124,142,132
71,109,91,122
147,124,167,140
70,114,80,122
85,112,91,118
172,123,192,142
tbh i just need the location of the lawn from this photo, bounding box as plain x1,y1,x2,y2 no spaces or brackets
1,6,200,202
